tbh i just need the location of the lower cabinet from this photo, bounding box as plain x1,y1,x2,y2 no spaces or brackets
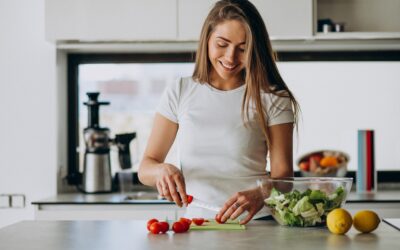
34,204,187,221
345,203,400,218
34,202,400,221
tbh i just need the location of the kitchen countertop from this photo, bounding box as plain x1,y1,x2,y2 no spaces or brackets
0,219,398,250
32,190,400,205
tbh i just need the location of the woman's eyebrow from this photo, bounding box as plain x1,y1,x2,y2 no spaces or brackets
216,36,246,45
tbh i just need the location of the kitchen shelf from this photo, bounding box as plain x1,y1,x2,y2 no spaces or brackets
314,32,400,40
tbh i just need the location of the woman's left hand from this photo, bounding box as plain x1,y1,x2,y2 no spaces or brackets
216,187,264,225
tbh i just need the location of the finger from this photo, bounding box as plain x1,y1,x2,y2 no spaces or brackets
166,176,182,207
239,210,255,225
221,201,241,222
217,195,238,219
174,174,187,206
161,181,173,201
230,203,247,220
156,182,163,197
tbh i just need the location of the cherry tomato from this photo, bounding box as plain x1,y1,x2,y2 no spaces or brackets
172,221,186,233
180,220,190,231
158,221,169,233
149,222,162,234
147,218,159,231
192,218,205,226
215,214,224,224
179,218,191,231
179,217,192,225
187,195,193,204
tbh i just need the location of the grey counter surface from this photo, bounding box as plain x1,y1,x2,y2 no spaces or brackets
0,220,398,250
32,190,400,205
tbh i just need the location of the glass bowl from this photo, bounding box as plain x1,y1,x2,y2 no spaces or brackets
258,177,353,227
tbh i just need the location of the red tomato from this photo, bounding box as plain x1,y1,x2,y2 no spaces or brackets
179,220,190,231
187,195,193,204
215,214,224,224
299,161,310,171
158,221,169,233
147,218,159,231
172,221,186,233
149,222,162,234
192,218,205,226
179,217,192,225
179,218,191,231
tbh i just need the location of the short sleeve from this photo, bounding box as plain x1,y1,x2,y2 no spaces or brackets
156,77,181,123
266,94,294,127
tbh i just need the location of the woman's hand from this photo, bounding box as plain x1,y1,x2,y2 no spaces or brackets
216,187,264,225
155,163,188,207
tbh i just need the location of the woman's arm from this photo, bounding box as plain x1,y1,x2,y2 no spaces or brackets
268,122,294,178
217,122,294,224
138,113,188,207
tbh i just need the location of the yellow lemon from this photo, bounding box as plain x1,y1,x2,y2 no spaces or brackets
353,210,380,233
326,208,353,235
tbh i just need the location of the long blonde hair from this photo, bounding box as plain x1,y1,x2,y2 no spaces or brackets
193,0,299,147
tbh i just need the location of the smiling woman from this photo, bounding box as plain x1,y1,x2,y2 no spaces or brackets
138,0,300,225
207,20,247,90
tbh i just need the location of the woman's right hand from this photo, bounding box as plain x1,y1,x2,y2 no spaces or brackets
155,163,188,207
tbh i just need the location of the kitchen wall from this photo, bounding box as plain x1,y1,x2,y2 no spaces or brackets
278,61,400,170
0,0,56,228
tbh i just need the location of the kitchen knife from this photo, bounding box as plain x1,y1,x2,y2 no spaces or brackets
189,196,221,212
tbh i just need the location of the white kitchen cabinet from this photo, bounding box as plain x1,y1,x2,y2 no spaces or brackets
177,0,217,41
252,0,314,39
45,0,177,41
178,0,314,41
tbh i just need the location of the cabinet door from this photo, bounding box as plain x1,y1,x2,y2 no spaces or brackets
178,0,217,40
45,0,177,41
251,0,314,39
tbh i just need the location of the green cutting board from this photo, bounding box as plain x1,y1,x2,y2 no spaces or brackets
189,219,246,230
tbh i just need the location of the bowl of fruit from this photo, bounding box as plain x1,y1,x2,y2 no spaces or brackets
297,150,349,177
260,177,353,227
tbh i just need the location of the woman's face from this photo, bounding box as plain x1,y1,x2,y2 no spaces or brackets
208,20,247,84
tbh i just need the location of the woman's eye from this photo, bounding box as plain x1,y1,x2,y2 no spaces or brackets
217,43,228,48
238,48,245,52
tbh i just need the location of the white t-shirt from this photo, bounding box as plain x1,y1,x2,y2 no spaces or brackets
157,76,294,219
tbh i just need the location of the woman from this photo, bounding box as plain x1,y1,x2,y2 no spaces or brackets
138,0,299,225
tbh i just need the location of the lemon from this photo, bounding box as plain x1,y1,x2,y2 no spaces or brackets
353,210,380,233
326,208,353,234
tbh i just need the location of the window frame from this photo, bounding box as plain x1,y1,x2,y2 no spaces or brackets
66,51,400,185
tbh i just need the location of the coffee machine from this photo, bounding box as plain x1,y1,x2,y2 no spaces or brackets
82,92,136,193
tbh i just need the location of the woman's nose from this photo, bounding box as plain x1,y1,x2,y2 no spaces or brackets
224,47,236,63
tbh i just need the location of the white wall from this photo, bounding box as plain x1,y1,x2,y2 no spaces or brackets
0,0,56,228
279,61,400,171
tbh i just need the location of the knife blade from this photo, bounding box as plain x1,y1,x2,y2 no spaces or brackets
190,197,221,212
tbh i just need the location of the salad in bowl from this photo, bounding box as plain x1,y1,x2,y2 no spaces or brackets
259,177,352,227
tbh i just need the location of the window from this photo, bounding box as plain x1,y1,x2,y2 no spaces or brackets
67,53,194,184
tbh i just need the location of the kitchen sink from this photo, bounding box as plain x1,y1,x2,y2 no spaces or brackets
123,191,164,201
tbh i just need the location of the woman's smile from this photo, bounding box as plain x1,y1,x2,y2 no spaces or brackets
219,60,238,71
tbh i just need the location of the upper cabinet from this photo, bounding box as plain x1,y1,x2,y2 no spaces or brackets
177,0,217,41
46,0,400,43
177,0,314,41
45,0,177,41
252,0,314,39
